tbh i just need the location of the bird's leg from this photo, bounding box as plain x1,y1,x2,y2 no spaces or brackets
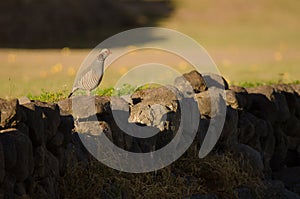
86,90,91,96
74,116,80,131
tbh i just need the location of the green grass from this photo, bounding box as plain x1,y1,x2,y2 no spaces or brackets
233,80,300,88
26,83,164,102
27,89,69,103
26,79,299,103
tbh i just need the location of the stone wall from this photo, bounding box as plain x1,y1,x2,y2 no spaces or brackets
0,70,300,198
0,99,75,198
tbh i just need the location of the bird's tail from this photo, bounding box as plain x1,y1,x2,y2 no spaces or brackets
68,87,79,98
67,92,73,98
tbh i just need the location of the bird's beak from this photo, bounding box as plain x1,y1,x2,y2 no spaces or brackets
109,50,112,54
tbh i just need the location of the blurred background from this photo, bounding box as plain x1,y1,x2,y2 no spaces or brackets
0,0,300,97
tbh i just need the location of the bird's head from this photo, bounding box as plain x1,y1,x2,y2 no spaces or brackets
97,48,111,61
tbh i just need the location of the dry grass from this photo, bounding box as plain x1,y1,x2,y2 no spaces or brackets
60,148,265,199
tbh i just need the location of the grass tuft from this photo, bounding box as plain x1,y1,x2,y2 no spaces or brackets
27,89,68,102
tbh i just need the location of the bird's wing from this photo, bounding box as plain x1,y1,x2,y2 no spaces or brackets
79,69,102,90
73,58,104,88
